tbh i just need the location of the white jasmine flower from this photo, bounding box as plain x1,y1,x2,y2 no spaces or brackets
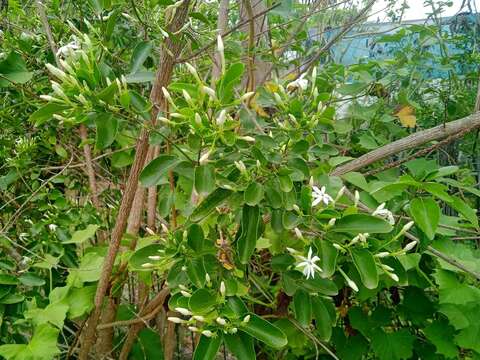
286,73,308,91
312,186,333,207
175,307,192,316
229,327,238,334
351,233,369,245
346,278,359,292
46,63,67,80
380,264,394,272
399,221,415,235
332,243,343,251
335,186,346,201
48,224,57,232
182,89,193,105
286,247,297,254
328,218,337,227
372,203,395,225
296,247,322,279
56,41,80,57
202,86,217,100
185,63,201,82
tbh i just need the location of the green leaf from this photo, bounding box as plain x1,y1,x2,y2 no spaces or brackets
29,103,69,125
371,329,415,360
237,205,262,264
193,335,222,360
186,257,206,288
337,82,368,96
351,248,378,289
66,285,96,319
449,196,479,228
0,274,19,285
187,224,204,252
189,288,217,314
140,155,181,187
317,241,338,278
63,224,99,244
194,165,216,194
293,290,312,327
25,302,68,328
95,113,119,150
129,244,163,271
0,52,33,87
302,276,338,296
409,197,440,240
241,314,287,348
332,214,392,234
244,182,264,206
423,319,458,358
18,273,45,287
312,297,333,341
224,332,255,360
131,328,164,360
341,172,370,192
190,187,233,222
0,324,60,360
130,41,153,73
218,63,245,103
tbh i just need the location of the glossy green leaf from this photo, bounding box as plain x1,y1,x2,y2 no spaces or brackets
318,241,338,278
224,332,255,360
312,297,333,341
0,274,19,285
293,290,312,327
189,288,217,314
237,205,262,264
130,41,153,73
18,273,45,287
194,164,216,194
409,197,440,240
244,182,264,206
187,224,204,252
186,257,206,288
193,334,222,360
351,248,378,289
29,103,69,125
95,113,119,150
241,314,287,348
0,52,32,87
140,155,181,187
450,196,479,228
129,244,163,270
333,214,392,234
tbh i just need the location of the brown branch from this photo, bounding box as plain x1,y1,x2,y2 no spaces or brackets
212,0,229,81
78,1,192,357
118,288,170,360
147,145,160,230
332,112,480,176
79,125,101,210
241,0,256,92
178,2,280,64
363,126,472,176
35,0,60,67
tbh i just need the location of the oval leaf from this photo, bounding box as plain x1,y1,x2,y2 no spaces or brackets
241,314,287,348
409,197,440,240
194,164,216,194
224,332,255,360
351,248,378,289
333,214,392,234
193,334,222,360
140,155,180,187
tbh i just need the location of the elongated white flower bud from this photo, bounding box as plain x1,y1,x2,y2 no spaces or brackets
185,63,201,82
388,272,399,282
202,85,217,100
234,160,247,174
347,278,359,292
193,315,205,322
354,190,360,207
217,34,224,54
202,330,213,337
400,221,415,235
181,291,192,298
216,317,227,326
148,255,161,260
175,307,192,316
335,186,346,201
220,281,226,297
141,262,154,268
194,113,202,126
46,63,67,80
328,218,337,227
294,227,303,239
182,89,193,105
168,317,185,324
374,252,390,258
199,150,210,165
332,243,343,251
216,109,227,126
188,326,199,332
241,92,255,102
238,136,255,142
40,95,58,102
242,315,250,323
403,240,418,252
381,264,394,272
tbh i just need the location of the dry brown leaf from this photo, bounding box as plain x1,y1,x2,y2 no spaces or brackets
395,105,417,128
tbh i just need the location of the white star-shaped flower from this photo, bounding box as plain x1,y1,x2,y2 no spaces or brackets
312,186,333,207
296,247,322,279
372,203,395,225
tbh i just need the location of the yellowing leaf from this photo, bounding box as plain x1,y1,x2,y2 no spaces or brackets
264,82,279,93
249,97,269,117
395,105,416,128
